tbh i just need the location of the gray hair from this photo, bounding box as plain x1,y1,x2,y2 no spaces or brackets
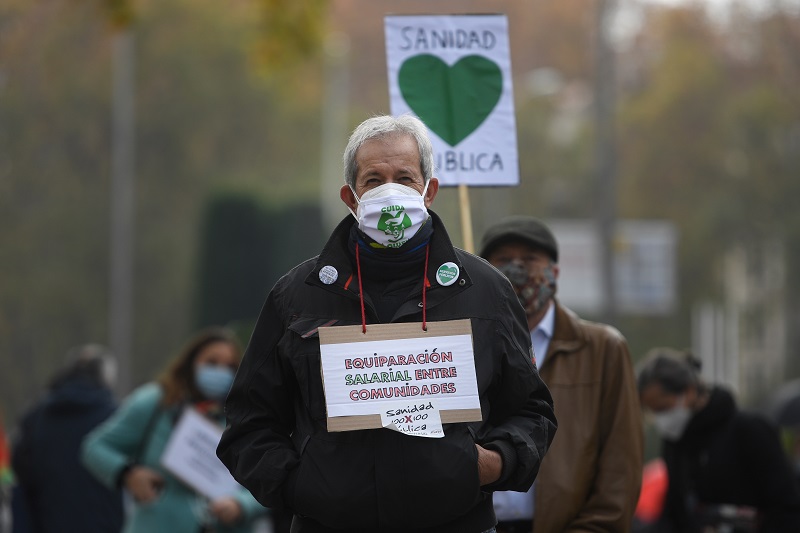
636,347,704,395
342,114,434,188
51,343,117,390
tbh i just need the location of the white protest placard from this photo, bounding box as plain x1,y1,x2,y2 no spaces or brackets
385,14,519,187
160,408,240,500
319,319,482,432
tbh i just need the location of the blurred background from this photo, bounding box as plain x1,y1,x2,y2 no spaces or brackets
2,0,800,460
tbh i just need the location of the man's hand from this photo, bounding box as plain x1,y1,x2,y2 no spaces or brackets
475,444,503,486
123,465,164,503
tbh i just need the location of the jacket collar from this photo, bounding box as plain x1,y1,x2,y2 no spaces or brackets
681,386,737,444
304,210,473,317
542,301,585,366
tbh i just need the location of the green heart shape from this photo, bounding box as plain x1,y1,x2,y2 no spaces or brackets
399,54,503,147
437,265,458,284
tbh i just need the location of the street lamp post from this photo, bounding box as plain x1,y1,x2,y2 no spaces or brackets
593,0,618,324
109,28,135,394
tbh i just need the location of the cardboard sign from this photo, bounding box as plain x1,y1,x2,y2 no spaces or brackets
319,319,482,432
385,14,519,186
160,408,240,500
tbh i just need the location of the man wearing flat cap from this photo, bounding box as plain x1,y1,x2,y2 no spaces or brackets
480,216,643,533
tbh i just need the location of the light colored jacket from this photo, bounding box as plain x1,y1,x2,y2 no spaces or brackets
82,383,265,533
533,303,643,533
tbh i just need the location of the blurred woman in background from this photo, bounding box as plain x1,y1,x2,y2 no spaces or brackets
637,347,800,532
82,327,266,533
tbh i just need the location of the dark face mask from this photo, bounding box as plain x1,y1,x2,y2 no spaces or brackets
498,261,556,317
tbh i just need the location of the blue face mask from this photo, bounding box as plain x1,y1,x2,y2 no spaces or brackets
194,365,235,401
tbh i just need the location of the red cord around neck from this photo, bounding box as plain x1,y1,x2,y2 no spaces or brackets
422,244,429,331
353,243,430,334
355,244,367,334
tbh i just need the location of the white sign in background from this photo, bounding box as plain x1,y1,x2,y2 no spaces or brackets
612,221,677,314
160,408,240,500
320,333,481,419
548,220,677,315
385,15,519,187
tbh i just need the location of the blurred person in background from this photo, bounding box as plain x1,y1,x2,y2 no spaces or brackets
791,431,800,487
480,215,643,533
1,409,12,533
82,327,267,533
632,458,669,532
637,347,800,532
11,344,123,533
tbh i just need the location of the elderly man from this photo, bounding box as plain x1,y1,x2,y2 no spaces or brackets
481,216,643,533
217,115,557,533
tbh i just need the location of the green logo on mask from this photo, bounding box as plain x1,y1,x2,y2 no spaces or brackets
377,207,412,244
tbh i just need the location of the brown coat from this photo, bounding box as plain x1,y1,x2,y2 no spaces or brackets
533,303,643,533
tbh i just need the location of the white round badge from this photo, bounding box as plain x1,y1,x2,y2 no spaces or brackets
436,262,460,287
319,265,339,285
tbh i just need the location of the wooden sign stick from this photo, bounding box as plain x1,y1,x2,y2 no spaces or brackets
458,184,475,254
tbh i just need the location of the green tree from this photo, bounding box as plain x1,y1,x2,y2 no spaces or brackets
194,191,274,331
616,5,800,391
0,0,324,418
194,191,327,336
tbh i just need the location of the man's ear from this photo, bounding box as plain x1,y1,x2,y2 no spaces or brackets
551,263,560,282
340,184,357,212
424,177,439,208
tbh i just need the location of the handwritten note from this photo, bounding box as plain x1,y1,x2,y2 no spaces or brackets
380,400,444,438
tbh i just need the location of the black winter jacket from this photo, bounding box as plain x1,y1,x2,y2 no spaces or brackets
12,377,123,533
658,387,800,532
217,212,557,533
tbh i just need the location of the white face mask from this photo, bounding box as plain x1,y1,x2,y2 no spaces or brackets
101,357,118,389
652,395,692,441
350,182,429,248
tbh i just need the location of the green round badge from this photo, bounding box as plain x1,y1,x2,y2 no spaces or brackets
436,262,460,287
